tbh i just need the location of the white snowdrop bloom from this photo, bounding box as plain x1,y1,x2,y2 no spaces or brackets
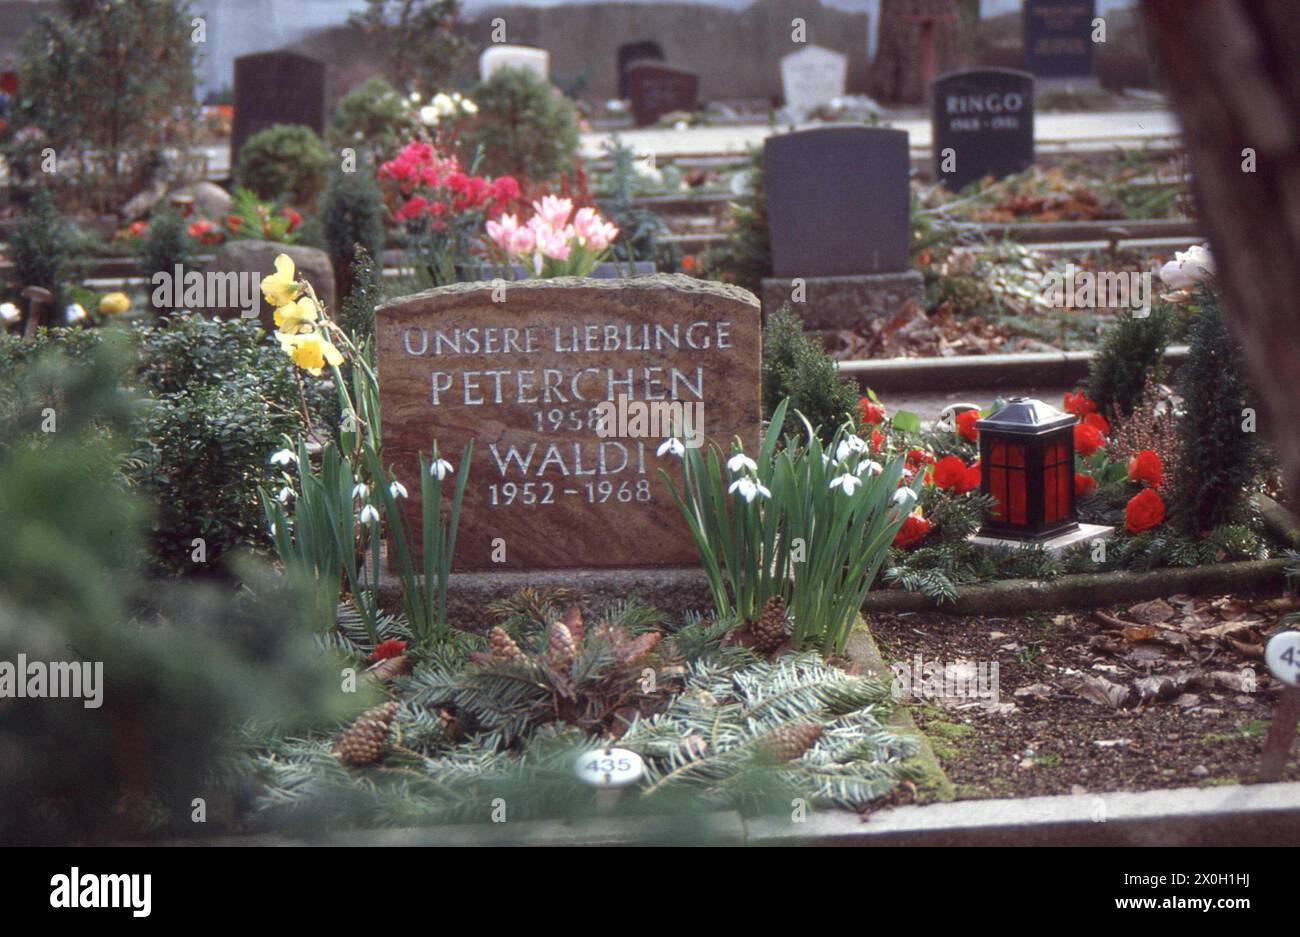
657,437,686,458
429,458,455,480
359,504,381,525
835,435,868,462
270,448,297,466
276,486,294,504
352,482,370,500
892,487,918,507
728,476,770,503
389,480,409,499
269,522,277,536
727,453,758,475
856,459,883,477
829,473,862,496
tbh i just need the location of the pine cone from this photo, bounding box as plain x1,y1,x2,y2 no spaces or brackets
547,621,578,665
488,626,527,663
561,605,584,645
617,630,661,668
750,596,787,653
366,654,412,682
756,723,823,762
334,701,399,766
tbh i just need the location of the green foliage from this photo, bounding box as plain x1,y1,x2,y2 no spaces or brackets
348,0,468,97
339,246,382,344
1085,304,1173,421
1171,288,1258,534
235,124,331,207
697,149,770,293
226,186,300,244
1,0,197,212
594,137,667,264
327,76,418,163
761,304,860,443
135,207,193,300
461,67,580,185
321,169,387,300
5,188,71,304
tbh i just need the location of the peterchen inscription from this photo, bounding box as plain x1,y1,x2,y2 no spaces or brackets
375,275,761,571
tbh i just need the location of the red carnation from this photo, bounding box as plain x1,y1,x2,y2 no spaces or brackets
1074,421,1104,456
1127,449,1163,488
1075,473,1097,497
893,512,932,548
859,397,887,426
955,409,980,441
368,639,408,662
1125,488,1166,533
1063,389,1097,416
491,175,520,201
932,455,967,490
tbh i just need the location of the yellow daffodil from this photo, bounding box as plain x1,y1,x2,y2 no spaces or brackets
278,331,343,375
99,292,131,315
274,296,319,334
261,253,297,308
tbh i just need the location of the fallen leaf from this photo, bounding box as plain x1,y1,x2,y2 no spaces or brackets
1128,598,1176,624
1123,624,1158,642
1061,673,1130,708
1014,683,1054,700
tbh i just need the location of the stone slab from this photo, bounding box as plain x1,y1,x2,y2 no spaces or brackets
760,271,924,331
970,523,1114,557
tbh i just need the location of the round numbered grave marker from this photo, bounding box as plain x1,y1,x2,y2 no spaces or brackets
574,747,644,787
1264,631,1300,688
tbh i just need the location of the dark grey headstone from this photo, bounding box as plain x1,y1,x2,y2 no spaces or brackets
932,68,1034,191
764,127,911,278
618,41,665,99
232,51,327,164
626,62,699,127
1023,0,1096,79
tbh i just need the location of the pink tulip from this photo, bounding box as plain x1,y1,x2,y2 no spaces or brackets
587,220,619,251
538,226,571,262
486,213,520,250
533,195,573,229
508,226,536,256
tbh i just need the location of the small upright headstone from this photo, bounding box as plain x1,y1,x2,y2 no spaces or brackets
1023,0,1097,81
231,51,326,164
617,41,664,99
479,45,551,82
626,62,699,127
932,68,1034,191
780,45,848,120
375,275,761,572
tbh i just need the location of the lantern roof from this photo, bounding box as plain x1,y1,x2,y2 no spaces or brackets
975,397,1075,436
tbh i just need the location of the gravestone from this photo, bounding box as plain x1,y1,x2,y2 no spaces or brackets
231,51,326,165
626,62,699,127
617,41,664,99
780,45,847,120
1023,0,1096,81
932,68,1034,191
479,45,551,82
375,275,761,572
761,126,922,330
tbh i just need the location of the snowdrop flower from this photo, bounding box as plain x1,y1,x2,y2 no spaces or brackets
829,473,862,496
389,480,409,499
352,482,370,500
270,448,297,466
276,486,294,504
892,487,918,507
835,435,868,462
727,453,757,475
429,458,455,480
729,476,770,503
359,504,381,525
855,459,883,477
657,437,686,458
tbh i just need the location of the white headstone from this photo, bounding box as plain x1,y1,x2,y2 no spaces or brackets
780,45,848,120
479,45,551,82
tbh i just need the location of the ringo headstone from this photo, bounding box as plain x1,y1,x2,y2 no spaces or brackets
780,45,848,121
231,51,326,164
375,275,761,571
479,45,551,82
1023,0,1096,81
932,68,1034,191
627,62,699,127
617,40,664,100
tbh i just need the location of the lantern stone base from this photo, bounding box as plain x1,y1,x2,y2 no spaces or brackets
969,524,1114,557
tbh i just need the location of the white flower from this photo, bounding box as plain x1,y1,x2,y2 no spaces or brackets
64,303,87,323
433,92,455,116
835,435,868,462
727,453,757,475
728,477,770,503
270,448,297,466
892,487,918,507
0,302,20,324
461,98,478,114
389,480,409,499
408,91,421,103
269,522,276,536
855,459,883,477
359,504,381,524
419,105,439,126
657,437,686,458
1159,243,1214,290
276,486,294,504
429,458,455,480
829,473,862,496
352,482,370,500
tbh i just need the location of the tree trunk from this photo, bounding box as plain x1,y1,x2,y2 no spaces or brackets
1141,0,1300,510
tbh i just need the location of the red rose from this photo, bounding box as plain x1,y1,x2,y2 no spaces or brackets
955,409,980,441
1074,421,1104,456
893,512,932,548
368,639,408,662
957,461,981,494
1063,390,1097,416
932,455,967,490
1125,488,1165,533
859,397,887,426
1127,450,1163,488
1084,411,1110,436
1074,473,1097,497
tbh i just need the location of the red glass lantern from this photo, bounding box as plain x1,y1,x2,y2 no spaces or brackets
976,397,1078,542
